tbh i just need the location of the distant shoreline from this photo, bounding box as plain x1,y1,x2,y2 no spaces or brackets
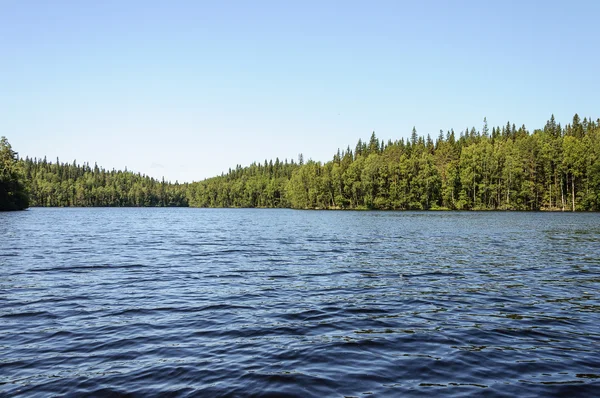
18,206,596,213
6,113,600,212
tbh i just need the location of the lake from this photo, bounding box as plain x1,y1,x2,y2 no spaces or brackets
1,208,599,397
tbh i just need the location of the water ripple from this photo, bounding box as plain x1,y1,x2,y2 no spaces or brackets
1,208,599,397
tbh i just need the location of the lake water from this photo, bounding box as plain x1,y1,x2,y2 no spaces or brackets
1,208,599,397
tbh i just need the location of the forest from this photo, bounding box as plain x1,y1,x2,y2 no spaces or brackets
187,114,600,211
21,158,188,207
3,113,600,211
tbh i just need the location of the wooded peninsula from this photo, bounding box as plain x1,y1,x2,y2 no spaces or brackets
2,114,599,211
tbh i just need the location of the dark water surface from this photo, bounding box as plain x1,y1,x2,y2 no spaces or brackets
1,208,599,397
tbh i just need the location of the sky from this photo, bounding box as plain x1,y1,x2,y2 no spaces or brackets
1,0,599,183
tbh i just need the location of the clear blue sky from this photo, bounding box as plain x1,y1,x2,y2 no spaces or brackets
2,0,599,182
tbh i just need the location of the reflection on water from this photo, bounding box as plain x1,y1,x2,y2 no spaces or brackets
1,209,599,396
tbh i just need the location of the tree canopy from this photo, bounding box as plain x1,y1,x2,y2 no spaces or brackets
11,113,600,211
21,157,188,207
0,137,29,211
187,114,600,211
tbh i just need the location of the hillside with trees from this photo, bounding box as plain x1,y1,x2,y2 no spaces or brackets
188,114,600,211
21,158,188,207
10,114,600,211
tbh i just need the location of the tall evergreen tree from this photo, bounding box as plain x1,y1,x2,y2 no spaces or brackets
0,137,29,211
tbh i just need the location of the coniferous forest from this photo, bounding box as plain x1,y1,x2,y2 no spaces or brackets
4,114,600,211
22,158,189,208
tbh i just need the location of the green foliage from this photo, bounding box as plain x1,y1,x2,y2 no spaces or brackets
21,157,188,207
188,114,599,211
0,137,29,211
188,159,298,208
14,114,600,211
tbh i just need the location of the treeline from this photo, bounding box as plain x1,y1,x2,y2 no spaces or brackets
6,113,600,211
188,114,600,211
187,159,299,208
21,158,188,207
0,137,29,211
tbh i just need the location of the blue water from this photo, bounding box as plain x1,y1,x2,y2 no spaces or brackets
1,208,599,397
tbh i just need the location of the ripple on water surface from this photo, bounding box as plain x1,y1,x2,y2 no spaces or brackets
1,208,599,397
